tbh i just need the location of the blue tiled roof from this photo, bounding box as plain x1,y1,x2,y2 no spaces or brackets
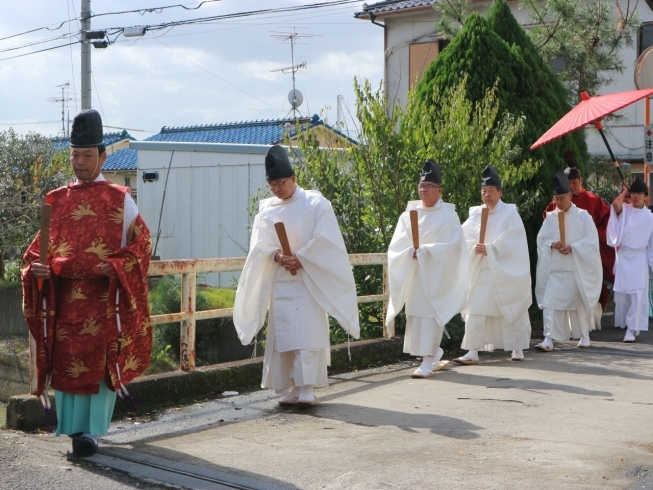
102,148,137,171
51,129,135,152
354,0,434,18
146,114,356,145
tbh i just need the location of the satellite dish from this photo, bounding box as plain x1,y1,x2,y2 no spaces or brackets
288,89,303,108
634,46,653,90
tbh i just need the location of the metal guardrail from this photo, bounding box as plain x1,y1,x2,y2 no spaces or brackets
148,253,389,371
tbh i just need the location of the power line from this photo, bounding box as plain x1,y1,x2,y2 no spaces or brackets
106,0,366,32
110,4,360,42
0,0,219,44
151,35,281,110
90,0,222,18
0,20,74,43
0,41,80,62
0,32,76,55
0,0,372,62
0,121,60,126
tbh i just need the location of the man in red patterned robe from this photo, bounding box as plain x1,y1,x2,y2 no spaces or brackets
543,151,615,321
21,109,152,457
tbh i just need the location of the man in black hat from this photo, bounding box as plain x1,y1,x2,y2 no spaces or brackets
543,150,615,320
233,145,359,405
385,160,467,377
20,109,153,456
534,172,602,351
455,166,531,364
607,177,653,342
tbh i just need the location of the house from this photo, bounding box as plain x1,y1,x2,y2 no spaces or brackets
355,0,653,179
131,114,355,287
145,113,355,148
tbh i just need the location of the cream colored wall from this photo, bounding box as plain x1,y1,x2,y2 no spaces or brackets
106,139,132,155
103,171,138,198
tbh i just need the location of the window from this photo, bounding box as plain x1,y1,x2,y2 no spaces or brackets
409,41,440,88
639,23,653,56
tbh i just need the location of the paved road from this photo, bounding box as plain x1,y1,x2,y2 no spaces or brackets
3,308,653,489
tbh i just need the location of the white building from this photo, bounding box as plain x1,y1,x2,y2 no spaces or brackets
134,141,268,287
355,0,653,176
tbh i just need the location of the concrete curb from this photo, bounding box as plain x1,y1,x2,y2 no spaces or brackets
6,336,405,431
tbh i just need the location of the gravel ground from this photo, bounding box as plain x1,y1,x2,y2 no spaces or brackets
0,429,178,490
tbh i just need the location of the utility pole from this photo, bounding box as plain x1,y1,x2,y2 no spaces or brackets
81,0,92,110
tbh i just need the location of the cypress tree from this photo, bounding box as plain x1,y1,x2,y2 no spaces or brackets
416,2,589,272
486,0,588,178
416,14,517,113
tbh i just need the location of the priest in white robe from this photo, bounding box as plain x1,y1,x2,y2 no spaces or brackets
385,160,468,378
607,177,653,342
454,166,531,364
233,145,359,405
535,171,602,351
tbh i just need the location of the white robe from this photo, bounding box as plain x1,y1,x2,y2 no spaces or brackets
461,200,532,351
233,186,359,389
385,199,468,355
536,204,602,339
606,204,653,331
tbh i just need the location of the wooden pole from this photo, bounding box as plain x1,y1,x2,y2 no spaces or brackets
479,207,489,244
409,210,419,249
274,222,297,276
31,204,52,395
558,212,566,246
40,205,52,263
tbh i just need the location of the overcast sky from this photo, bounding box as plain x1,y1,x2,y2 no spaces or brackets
0,0,383,139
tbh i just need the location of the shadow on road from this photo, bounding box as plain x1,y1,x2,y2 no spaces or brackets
305,402,484,439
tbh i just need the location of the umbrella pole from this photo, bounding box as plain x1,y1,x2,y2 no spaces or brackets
596,124,627,184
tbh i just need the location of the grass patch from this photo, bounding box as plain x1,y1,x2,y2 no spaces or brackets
197,285,235,310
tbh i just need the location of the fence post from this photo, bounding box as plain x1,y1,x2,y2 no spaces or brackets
180,271,196,371
382,262,392,338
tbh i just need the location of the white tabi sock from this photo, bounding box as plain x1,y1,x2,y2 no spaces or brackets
434,348,444,363
419,356,435,372
578,334,590,346
279,386,301,402
464,349,479,361
298,385,315,402
624,329,636,342
541,337,554,349
511,349,524,359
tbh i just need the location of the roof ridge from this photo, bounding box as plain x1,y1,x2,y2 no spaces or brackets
160,115,318,133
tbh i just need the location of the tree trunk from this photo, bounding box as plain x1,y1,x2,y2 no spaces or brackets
0,251,5,280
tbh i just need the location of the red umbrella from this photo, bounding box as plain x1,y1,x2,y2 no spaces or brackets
531,89,653,182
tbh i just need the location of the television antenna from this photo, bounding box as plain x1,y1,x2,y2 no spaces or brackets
270,29,318,121
48,82,74,138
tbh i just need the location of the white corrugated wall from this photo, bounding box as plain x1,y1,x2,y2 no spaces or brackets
137,147,267,287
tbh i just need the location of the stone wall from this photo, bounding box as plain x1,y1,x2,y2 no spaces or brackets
0,352,30,403
6,336,407,431
0,287,27,337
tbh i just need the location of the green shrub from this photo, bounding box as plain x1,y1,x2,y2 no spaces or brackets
147,276,242,367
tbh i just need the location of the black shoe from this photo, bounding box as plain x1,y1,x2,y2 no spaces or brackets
71,436,98,457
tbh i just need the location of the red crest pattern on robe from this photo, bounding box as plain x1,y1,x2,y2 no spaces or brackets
21,180,153,396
